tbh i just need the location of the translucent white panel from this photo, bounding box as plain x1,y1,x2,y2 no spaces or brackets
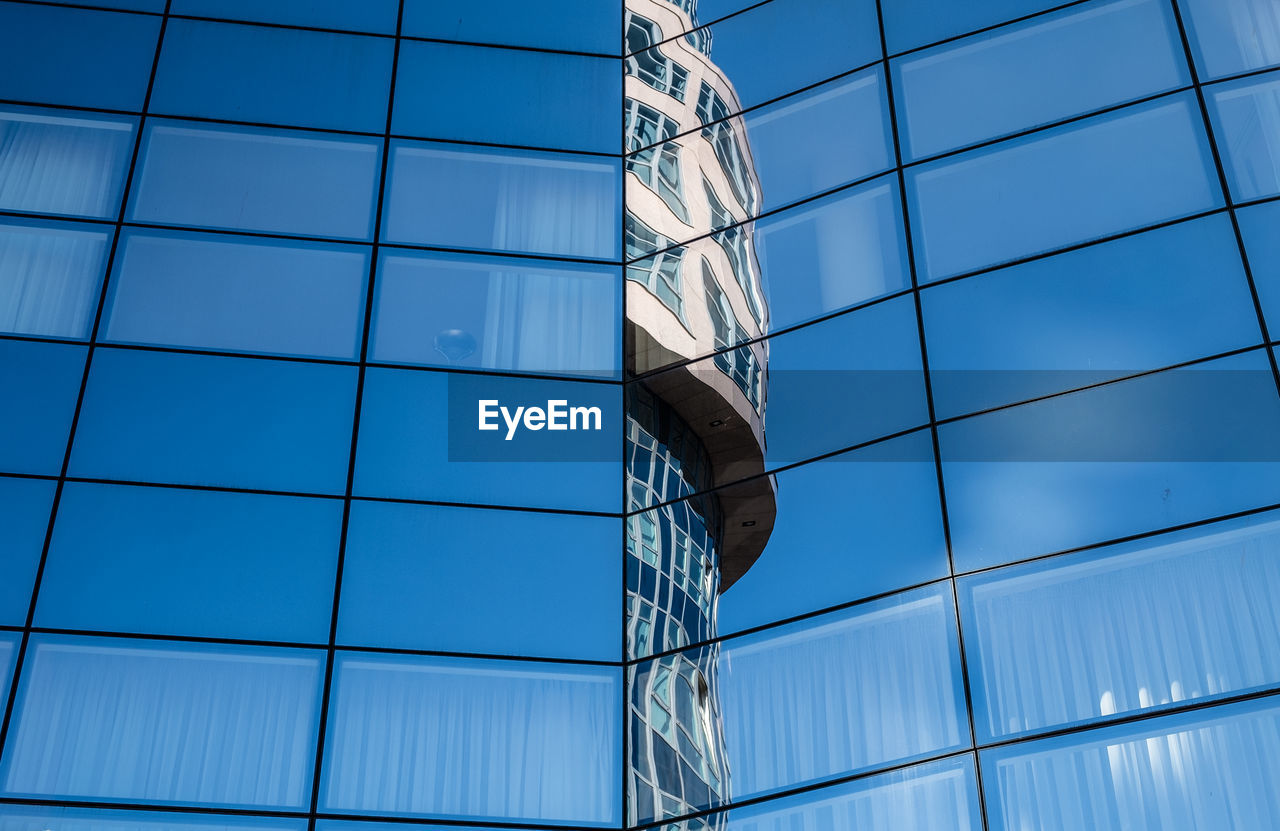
321,652,620,826
983,697,1280,831
895,0,1188,159
0,219,108,338
1183,0,1280,79
960,512,1280,742
1209,72,1280,201
0,108,135,218
908,95,1221,280
0,636,323,809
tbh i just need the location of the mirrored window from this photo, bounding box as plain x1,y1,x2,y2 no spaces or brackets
1183,0,1280,79
0,340,84,475
1208,71,1280,202
0,634,15,717
884,0,1065,53
129,120,381,239
403,0,618,53
0,636,323,809
70,349,357,494
894,0,1188,160
321,652,621,826
0,808,306,831
171,0,399,34
371,250,618,377
908,94,1222,280
37,0,163,9
0,107,136,219
0,217,109,339
383,141,619,260
39,483,341,643
0,476,54,625
1238,200,1280,327
105,229,368,360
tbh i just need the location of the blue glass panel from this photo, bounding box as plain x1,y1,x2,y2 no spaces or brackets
338,501,619,660
884,0,1064,54
718,430,947,635
0,217,109,338
1183,0,1280,79
0,807,307,831
354,368,621,512
0,634,15,714
383,140,619,260
321,652,621,826
894,0,1188,160
961,510,1280,743
172,0,399,34
922,215,1261,418
0,107,136,219
0,4,160,110
105,229,368,359
1239,200,1280,327
1,636,323,808
394,42,618,154
70,349,356,493
0,340,84,475
982,696,1280,831
151,20,393,133
1208,71,1280,202
941,350,1280,571
0,477,52,625
908,94,1222,281
371,250,618,377
404,0,619,55
39,483,341,643
129,120,381,239
37,0,163,9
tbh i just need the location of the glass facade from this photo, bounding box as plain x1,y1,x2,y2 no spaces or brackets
2,0,1279,829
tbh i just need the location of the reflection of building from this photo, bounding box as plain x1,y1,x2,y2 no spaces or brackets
623,0,775,824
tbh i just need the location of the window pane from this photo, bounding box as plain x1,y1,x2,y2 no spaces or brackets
0,4,159,110
337,501,620,660
321,652,621,826
151,20,393,133
394,42,618,153
982,696,1280,831
941,350,1280,571
371,250,618,377
104,229,368,359
961,510,1280,743
1208,70,1280,202
894,0,1188,160
36,0,163,9
922,215,1261,418
908,94,1222,281
403,0,618,54
0,340,84,475
383,141,619,260
0,476,53,625
0,636,323,809
0,634,15,715
39,483,341,643
1183,0,1280,79
129,120,381,239
884,0,1064,53
70,349,356,494
0,807,306,831
0,217,109,338
0,107,136,219
1239,200,1280,326
171,0,399,34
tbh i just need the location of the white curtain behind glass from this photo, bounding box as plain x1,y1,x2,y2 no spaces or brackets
489,153,613,260
0,224,104,338
0,112,132,217
481,267,613,375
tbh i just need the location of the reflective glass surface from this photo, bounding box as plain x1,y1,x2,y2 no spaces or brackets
70,349,357,494
371,250,619,377
0,217,109,339
1208,71,1280,202
39,483,341,643
383,141,619,259
1,636,323,809
0,340,84,475
894,0,1188,160
0,476,54,625
883,0,1065,53
105,229,368,359
171,0,400,34
0,3,159,110
1238,199,1280,327
403,0,619,54
129,121,381,239
0,107,136,219
922,215,1261,417
908,94,1222,280
394,42,618,153
151,20,393,133
982,696,1280,831
36,0,163,9
338,501,620,660
1183,0,1280,79
321,653,621,826
960,511,1280,742
0,808,306,831
0,634,15,716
